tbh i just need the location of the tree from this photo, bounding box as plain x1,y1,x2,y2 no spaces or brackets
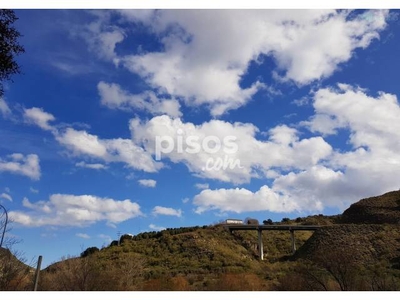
40,256,102,291
0,232,33,291
0,211,33,291
80,246,99,258
280,246,364,291
313,247,360,291
40,252,146,291
0,9,25,97
263,219,273,225
244,217,259,225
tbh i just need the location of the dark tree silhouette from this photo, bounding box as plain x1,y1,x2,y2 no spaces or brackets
0,9,25,97
80,247,99,258
263,219,273,225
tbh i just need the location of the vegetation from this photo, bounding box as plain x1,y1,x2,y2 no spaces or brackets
2,190,400,291
341,190,400,224
0,9,25,97
0,247,33,290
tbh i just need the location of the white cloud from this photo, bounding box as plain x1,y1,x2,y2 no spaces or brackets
0,153,41,180
149,224,166,231
9,194,142,227
22,197,52,213
195,183,209,189
76,233,90,239
75,161,108,170
56,128,107,157
113,10,388,115
0,98,11,117
98,81,182,118
56,128,162,173
294,84,400,207
24,107,55,131
271,10,388,85
19,106,162,174
193,185,299,214
307,84,400,149
104,138,162,172
30,187,39,194
152,206,182,217
0,193,12,202
130,115,332,184
272,165,348,211
138,179,156,188
182,197,189,204
78,11,124,62
192,83,400,214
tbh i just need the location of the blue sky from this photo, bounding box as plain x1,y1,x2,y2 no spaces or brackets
1,9,400,267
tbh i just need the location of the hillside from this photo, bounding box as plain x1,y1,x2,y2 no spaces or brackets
0,247,34,290
295,224,400,264
21,190,400,290
341,190,400,224
40,225,313,290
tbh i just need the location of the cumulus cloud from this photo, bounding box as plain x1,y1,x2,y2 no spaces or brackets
112,10,388,115
0,193,12,202
192,166,354,214
152,206,182,217
98,81,181,117
55,128,162,172
138,179,156,188
75,161,108,170
149,224,166,231
306,84,400,149
24,107,56,131
104,138,162,172
76,233,90,239
9,194,142,227
130,115,332,183
0,98,11,117
0,153,41,180
193,185,299,214
295,84,400,206
56,128,107,157
193,83,400,214
20,106,163,173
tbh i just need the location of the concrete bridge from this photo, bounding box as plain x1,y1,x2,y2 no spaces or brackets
223,224,321,260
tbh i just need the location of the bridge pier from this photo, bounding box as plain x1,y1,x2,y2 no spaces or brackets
290,230,296,254
224,224,321,259
258,229,264,260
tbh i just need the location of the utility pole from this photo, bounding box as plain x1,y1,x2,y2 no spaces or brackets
117,231,121,246
33,255,42,291
290,230,296,254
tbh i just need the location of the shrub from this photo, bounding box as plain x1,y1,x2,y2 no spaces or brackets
80,247,99,258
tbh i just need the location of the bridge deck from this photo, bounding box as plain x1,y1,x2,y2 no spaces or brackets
223,224,321,231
